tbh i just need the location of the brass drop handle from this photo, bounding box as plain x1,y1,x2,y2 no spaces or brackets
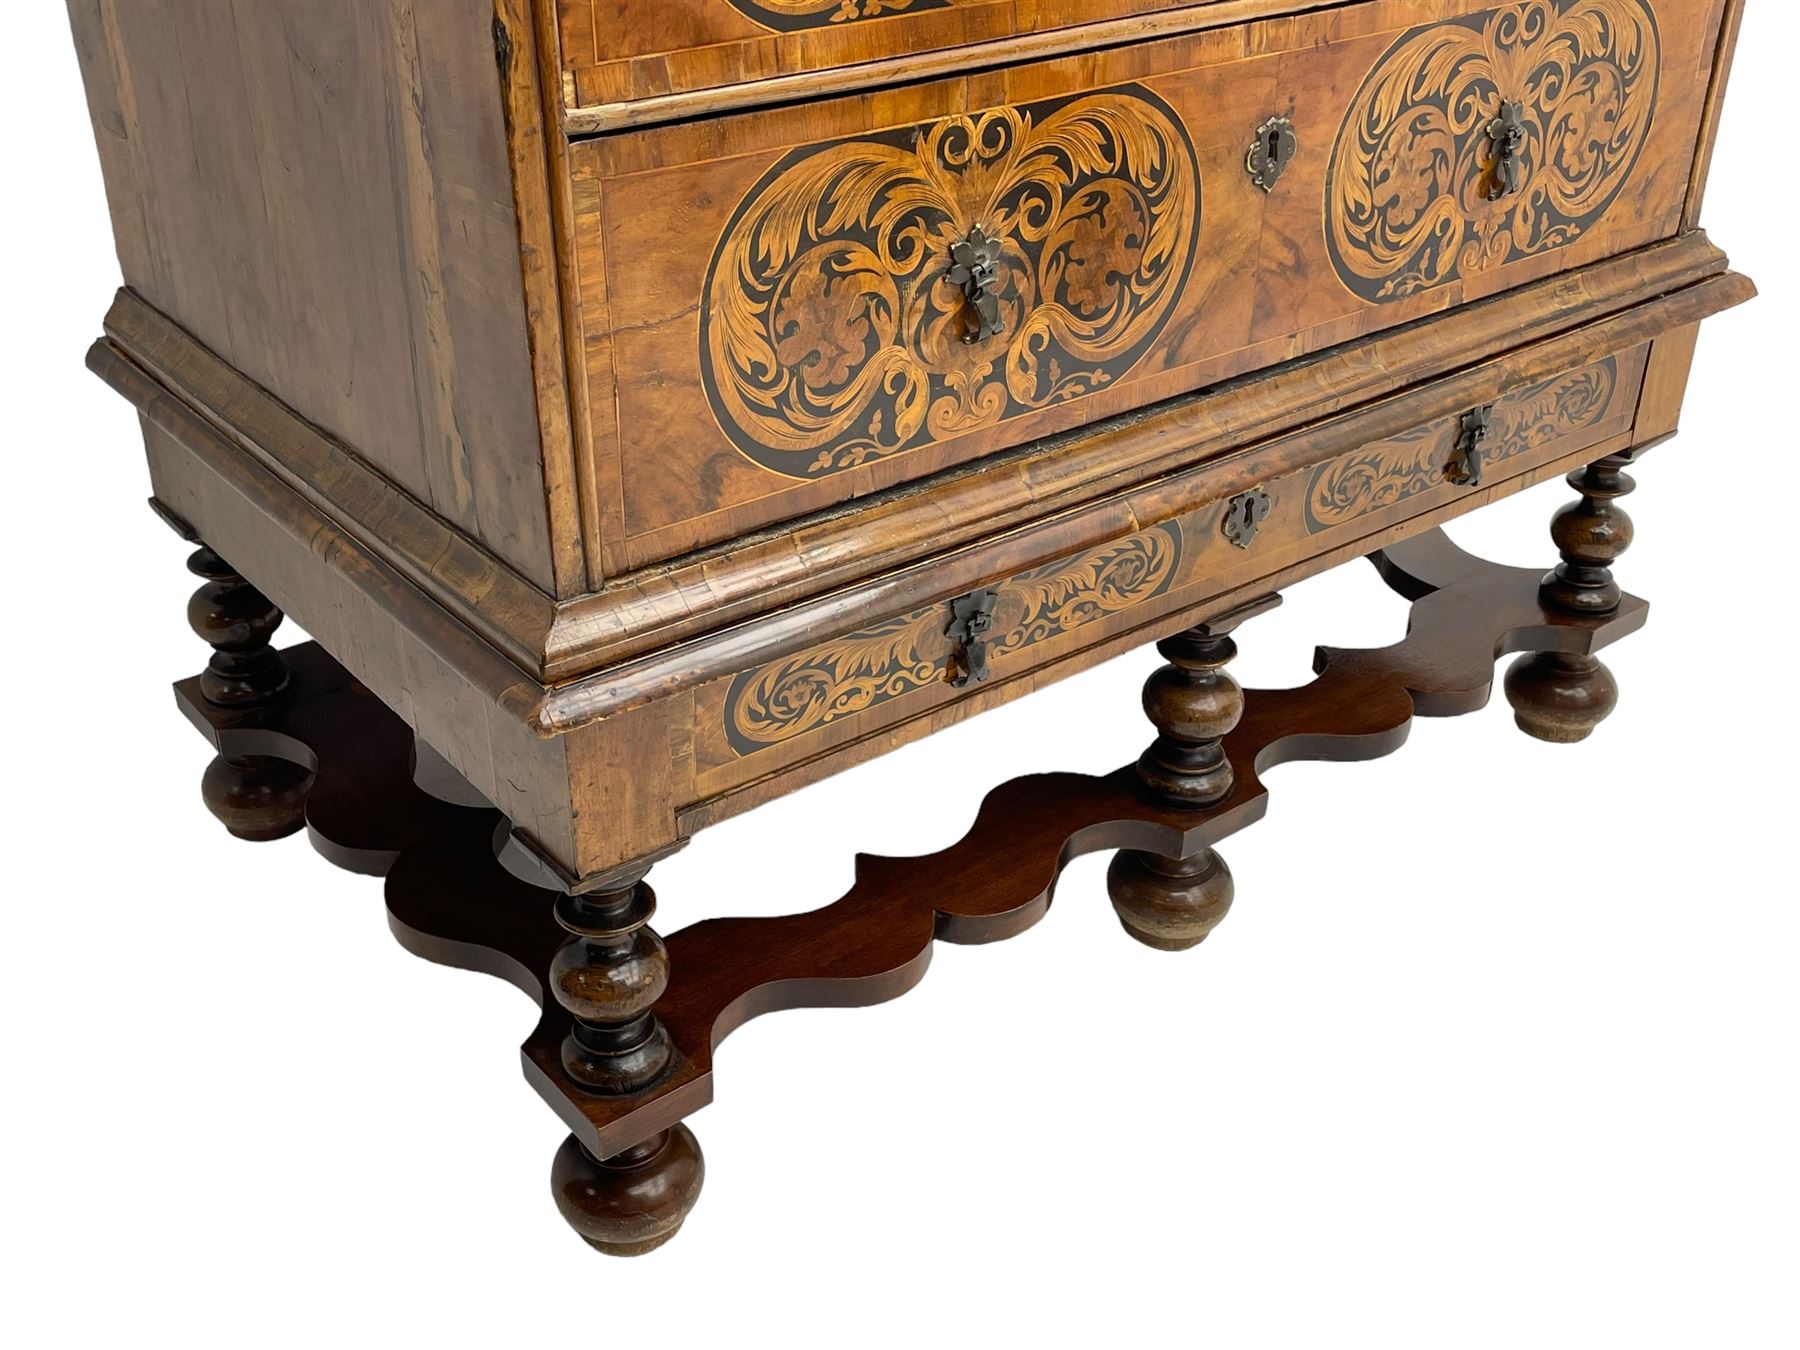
1486,100,1526,200
947,226,1005,346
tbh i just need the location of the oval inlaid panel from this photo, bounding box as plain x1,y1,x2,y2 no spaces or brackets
699,86,1201,479
726,0,947,29
1304,357,1620,533
724,522,1183,752
1325,0,1660,303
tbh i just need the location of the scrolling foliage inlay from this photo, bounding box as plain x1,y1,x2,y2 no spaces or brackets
726,0,945,30
1305,358,1620,533
1325,0,1659,302
725,522,1183,752
700,87,1200,479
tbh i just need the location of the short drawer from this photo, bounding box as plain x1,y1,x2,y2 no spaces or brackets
554,0,1208,123
687,340,1651,797
568,0,1724,571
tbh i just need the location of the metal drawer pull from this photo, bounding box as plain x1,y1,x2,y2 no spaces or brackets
946,587,1000,686
946,226,1005,346
1486,100,1526,200
1449,405,1494,487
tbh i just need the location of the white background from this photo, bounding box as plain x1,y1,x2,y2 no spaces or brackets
3,4,1794,1347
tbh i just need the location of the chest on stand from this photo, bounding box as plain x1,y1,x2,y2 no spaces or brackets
70,0,1753,1254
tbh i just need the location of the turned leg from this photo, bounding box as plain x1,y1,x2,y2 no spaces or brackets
1505,453,1635,743
1107,615,1252,951
186,545,313,840
546,864,703,1254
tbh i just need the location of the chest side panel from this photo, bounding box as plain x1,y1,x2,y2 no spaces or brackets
68,0,562,594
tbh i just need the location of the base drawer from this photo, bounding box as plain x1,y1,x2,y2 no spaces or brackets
569,0,1726,572
687,341,1649,800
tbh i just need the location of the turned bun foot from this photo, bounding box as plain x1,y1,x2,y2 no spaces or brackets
1503,651,1618,743
200,753,314,841
551,1126,705,1256
1107,847,1234,951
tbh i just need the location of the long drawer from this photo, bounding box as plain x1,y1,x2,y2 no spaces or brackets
566,0,1724,572
687,337,1651,800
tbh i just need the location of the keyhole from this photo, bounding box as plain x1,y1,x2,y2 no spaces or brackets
1267,128,1283,166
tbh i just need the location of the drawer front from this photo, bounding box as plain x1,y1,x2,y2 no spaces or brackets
691,343,1650,793
569,0,1722,571
555,0,1203,119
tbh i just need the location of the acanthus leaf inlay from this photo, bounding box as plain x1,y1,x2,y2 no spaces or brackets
1325,0,1660,302
700,87,1201,479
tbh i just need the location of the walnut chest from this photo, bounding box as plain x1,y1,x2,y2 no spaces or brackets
69,0,1753,1254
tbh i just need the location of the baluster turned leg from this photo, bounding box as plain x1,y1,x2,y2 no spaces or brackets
546,865,704,1255
1107,617,1250,951
186,545,312,840
1504,453,1635,742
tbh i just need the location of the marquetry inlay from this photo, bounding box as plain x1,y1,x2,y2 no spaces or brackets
1304,357,1620,532
725,0,944,29
1326,0,1660,302
700,87,1201,479
724,522,1183,751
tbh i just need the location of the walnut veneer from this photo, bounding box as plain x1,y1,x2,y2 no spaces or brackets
68,0,1752,1253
